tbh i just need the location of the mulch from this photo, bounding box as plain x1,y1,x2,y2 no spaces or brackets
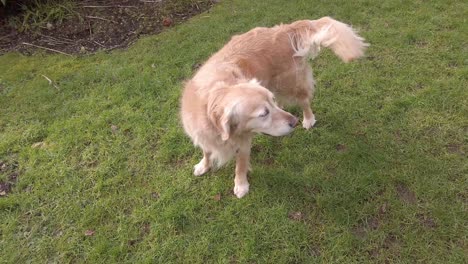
0,0,215,55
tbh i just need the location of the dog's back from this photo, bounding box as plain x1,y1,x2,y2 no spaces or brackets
204,18,367,84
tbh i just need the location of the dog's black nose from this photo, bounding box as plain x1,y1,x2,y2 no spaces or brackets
289,116,298,128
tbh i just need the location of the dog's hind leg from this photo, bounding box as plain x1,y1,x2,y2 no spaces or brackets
194,150,211,176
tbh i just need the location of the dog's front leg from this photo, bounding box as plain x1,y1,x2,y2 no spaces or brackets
233,140,251,198
194,150,211,176
299,99,316,129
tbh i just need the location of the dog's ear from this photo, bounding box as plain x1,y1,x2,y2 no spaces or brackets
218,110,232,141
209,104,234,141
208,89,236,141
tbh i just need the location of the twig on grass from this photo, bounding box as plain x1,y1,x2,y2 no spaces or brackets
41,75,60,90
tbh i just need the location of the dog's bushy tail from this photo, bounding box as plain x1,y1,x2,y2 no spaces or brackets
291,17,368,62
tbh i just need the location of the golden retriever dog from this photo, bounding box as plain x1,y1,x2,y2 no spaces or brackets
181,17,368,198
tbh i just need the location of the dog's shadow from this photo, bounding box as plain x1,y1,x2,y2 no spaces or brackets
248,133,320,205
253,168,319,197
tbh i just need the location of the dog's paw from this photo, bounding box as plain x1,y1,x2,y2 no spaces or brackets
193,162,209,176
233,183,250,198
302,115,317,129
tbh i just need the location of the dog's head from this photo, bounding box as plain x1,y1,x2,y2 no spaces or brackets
207,80,298,140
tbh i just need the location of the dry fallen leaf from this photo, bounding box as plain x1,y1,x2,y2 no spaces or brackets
214,193,221,201
31,142,47,149
84,230,95,236
288,211,303,221
379,202,388,214
111,125,119,133
162,17,173,27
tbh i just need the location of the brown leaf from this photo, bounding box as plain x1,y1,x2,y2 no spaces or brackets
111,125,119,133
84,230,95,236
162,17,173,27
0,161,6,171
214,193,221,201
379,202,388,214
368,216,380,230
151,192,159,200
31,142,47,149
288,211,303,221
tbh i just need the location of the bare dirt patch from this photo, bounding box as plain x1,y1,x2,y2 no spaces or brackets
352,215,380,238
0,0,215,55
446,143,465,155
335,143,347,152
367,233,401,259
417,213,437,229
0,181,12,196
395,183,417,204
0,159,20,197
352,202,388,239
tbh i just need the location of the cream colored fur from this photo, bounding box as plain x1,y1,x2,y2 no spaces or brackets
181,17,368,198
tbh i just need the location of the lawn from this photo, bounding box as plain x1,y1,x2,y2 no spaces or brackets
0,0,467,263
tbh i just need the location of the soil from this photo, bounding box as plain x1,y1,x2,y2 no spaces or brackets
0,159,19,197
417,213,437,229
0,0,215,55
395,183,417,204
335,143,347,152
352,202,388,239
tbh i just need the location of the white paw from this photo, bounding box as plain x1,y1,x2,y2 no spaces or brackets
233,183,250,198
302,115,317,129
193,162,209,176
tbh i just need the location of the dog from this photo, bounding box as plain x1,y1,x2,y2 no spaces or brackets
181,17,368,198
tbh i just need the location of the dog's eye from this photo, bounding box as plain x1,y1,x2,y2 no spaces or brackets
259,108,269,118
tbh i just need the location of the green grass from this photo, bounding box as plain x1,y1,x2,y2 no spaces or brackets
0,0,467,262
